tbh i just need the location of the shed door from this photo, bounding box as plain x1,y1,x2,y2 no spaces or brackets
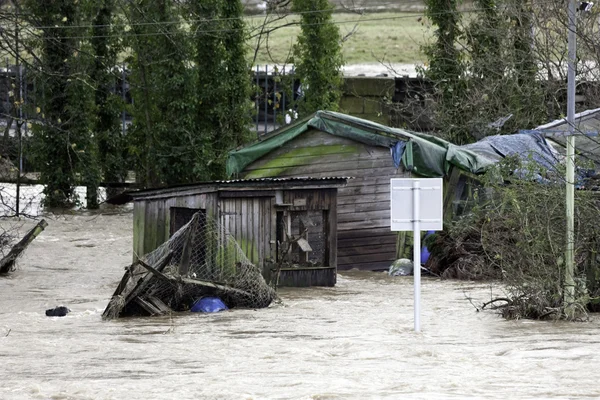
170,207,203,236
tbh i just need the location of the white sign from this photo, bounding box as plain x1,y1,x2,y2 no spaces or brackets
390,178,443,231
390,178,444,333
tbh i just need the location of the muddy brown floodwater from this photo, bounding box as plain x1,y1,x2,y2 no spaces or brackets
1,212,600,400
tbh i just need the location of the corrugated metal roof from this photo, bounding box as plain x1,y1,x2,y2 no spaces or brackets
535,108,600,166
106,177,351,204
213,177,353,184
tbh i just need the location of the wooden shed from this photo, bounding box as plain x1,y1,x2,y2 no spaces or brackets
126,177,348,287
227,111,489,271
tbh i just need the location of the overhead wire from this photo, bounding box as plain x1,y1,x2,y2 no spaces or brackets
0,2,554,41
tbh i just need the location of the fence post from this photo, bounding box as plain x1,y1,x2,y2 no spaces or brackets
273,67,277,129
122,64,126,135
282,66,286,124
264,65,268,136
255,65,259,137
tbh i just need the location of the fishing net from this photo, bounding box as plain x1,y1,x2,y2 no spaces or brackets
103,211,276,319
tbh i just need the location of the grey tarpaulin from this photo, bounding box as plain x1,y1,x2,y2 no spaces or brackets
459,133,560,171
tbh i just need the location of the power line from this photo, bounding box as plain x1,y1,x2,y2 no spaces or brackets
2,1,426,30
23,6,532,41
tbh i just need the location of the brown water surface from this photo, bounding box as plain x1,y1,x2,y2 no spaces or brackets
1,213,599,399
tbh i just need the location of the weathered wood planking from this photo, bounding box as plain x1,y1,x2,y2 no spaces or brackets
130,179,342,286
218,195,280,272
242,128,408,271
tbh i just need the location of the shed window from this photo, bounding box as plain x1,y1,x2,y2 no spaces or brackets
277,210,329,267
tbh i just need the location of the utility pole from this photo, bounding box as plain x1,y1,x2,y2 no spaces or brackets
14,3,21,217
538,1,595,314
565,0,581,311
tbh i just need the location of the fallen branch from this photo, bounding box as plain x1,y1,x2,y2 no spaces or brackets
481,298,511,310
0,219,47,274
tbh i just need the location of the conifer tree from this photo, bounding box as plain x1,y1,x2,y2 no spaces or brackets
292,0,343,115
24,0,98,207
190,0,228,179
127,0,197,187
91,0,127,199
222,0,253,151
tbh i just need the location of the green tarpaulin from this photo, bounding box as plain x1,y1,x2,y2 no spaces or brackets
226,111,492,177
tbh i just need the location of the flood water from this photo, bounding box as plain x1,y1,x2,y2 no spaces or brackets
1,212,600,399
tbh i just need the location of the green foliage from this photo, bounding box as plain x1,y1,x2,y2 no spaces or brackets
421,0,548,144
190,0,227,180
91,0,128,198
222,0,254,155
429,159,600,320
291,0,343,115
189,0,253,180
126,0,198,187
25,0,98,208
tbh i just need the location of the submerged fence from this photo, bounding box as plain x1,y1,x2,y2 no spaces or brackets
0,62,299,146
253,65,300,136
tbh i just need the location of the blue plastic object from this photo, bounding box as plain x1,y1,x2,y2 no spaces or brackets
420,230,435,265
190,297,228,313
420,246,431,265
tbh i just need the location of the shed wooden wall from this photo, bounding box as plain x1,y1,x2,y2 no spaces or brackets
133,187,339,277
242,129,408,271
133,193,209,260
218,194,276,267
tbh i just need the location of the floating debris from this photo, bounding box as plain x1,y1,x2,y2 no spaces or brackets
46,306,70,317
102,213,276,319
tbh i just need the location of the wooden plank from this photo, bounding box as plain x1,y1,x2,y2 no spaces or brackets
164,198,175,239
337,226,391,238
444,166,462,221
178,277,252,297
338,260,393,271
338,251,396,265
276,267,336,287
337,219,390,231
133,297,163,316
245,158,395,177
338,235,397,248
240,199,248,257
247,166,402,180
219,190,275,198
101,265,135,319
143,201,158,256
340,183,391,195
337,192,391,206
179,214,198,276
328,190,337,269
338,243,397,257
155,200,167,250
269,197,277,264
133,202,145,261
253,197,260,264
138,251,174,282
247,129,363,163
146,296,171,314
248,148,393,169
339,201,389,213
338,209,391,223
135,297,162,315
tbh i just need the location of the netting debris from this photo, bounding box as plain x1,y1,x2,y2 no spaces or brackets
102,212,276,319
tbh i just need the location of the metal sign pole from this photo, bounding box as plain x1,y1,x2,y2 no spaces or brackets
413,180,421,332
391,177,442,333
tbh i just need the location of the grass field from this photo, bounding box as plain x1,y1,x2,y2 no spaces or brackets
246,12,431,65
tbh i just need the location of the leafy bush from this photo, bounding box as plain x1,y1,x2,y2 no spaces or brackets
428,158,600,320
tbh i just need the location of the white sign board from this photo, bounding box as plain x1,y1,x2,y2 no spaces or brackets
390,178,444,333
390,178,443,231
